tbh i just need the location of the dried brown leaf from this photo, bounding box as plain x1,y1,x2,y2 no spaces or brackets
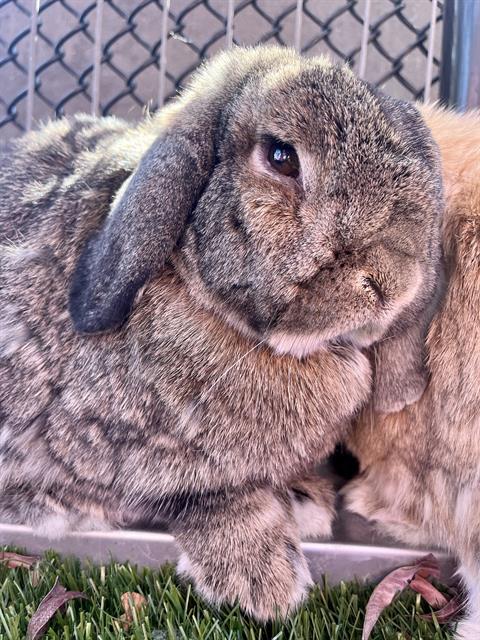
414,555,441,580
120,592,147,630
410,575,448,608
0,551,39,569
27,577,87,640
420,591,464,623
362,554,440,640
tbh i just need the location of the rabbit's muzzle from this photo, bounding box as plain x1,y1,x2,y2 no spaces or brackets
264,245,422,358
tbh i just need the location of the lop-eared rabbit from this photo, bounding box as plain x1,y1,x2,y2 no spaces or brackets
0,46,443,619
344,106,480,639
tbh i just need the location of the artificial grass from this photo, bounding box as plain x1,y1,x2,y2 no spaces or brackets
0,549,454,640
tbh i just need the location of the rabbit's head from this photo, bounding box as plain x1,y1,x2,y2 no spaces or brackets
70,46,443,357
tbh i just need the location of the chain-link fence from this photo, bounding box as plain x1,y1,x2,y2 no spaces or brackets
0,0,443,139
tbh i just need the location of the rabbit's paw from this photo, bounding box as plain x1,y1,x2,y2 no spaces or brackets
373,364,427,414
177,540,311,621
342,465,435,548
175,486,312,621
372,327,429,414
290,475,335,540
342,473,378,521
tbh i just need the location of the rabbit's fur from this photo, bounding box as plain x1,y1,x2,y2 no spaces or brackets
344,105,480,639
0,46,442,618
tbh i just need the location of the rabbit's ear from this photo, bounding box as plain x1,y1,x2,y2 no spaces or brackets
69,46,290,334
69,123,214,334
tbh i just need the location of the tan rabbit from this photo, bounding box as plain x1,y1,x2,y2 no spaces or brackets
344,106,480,639
0,45,442,619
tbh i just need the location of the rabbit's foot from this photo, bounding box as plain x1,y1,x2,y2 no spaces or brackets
174,486,312,621
177,545,311,621
290,475,335,540
342,465,434,548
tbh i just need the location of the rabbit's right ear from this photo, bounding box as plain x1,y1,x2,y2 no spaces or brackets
69,122,214,334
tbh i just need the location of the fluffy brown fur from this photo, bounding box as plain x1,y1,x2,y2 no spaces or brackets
344,105,480,639
0,46,442,619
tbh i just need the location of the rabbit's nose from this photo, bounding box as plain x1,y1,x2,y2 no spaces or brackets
333,247,363,271
312,246,337,269
313,246,355,271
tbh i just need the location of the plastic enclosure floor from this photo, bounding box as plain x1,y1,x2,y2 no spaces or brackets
0,509,456,586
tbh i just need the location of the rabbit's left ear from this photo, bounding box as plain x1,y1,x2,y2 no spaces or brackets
69,45,291,334
69,124,214,334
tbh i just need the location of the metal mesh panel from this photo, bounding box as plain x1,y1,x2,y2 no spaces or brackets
0,0,443,139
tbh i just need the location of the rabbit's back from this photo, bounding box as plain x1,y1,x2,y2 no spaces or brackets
0,116,139,242
0,114,145,400
0,115,166,528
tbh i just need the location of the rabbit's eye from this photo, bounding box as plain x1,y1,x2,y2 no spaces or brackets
267,141,299,179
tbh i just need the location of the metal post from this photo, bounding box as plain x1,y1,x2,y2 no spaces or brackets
293,0,303,52
226,0,235,49
158,0,171,108
91,0,105,117
358,0,372,80
26,0,40,131
423,0,439,103
440,0,480,110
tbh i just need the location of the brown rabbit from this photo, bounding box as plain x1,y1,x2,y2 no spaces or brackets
0,45,442,619
344,106,480,639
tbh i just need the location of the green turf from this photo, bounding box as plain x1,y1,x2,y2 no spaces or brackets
0,549,454,640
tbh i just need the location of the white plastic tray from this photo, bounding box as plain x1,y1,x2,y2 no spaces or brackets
0,511,456,585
